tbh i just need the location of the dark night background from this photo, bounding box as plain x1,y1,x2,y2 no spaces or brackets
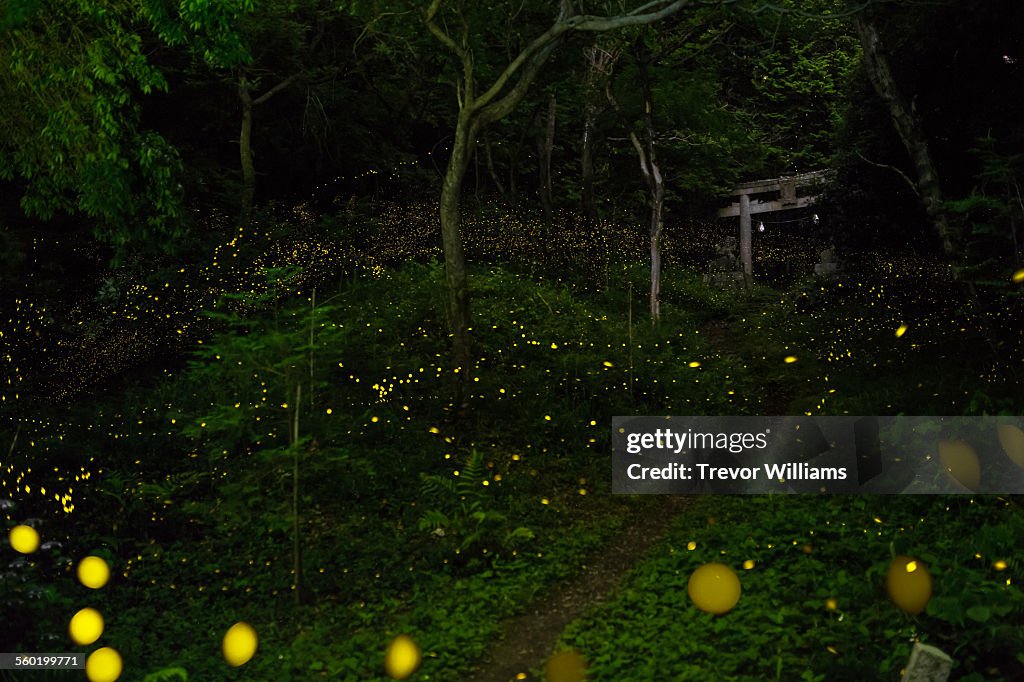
1,1,1022,681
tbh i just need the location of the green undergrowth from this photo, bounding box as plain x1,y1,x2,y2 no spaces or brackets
5,256,1022,681
552,494,1024,681
2,260,739,681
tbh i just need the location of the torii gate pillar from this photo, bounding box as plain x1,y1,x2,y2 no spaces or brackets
739,193,752,276
718,169,830,278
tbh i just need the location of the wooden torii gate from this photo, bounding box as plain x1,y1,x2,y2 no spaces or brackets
717,169,829,276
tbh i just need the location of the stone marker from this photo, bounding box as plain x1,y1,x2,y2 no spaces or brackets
903,642,953,682
813,245,840,276
704,239,746,290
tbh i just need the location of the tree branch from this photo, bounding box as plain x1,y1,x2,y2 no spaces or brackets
472,0,701,115
605,81,651,186
855,151,920,197
253,73,299,105
425,0,467,61
477,40,560,126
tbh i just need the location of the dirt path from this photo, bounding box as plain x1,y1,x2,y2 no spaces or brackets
461,495,693,682
700,318,794,415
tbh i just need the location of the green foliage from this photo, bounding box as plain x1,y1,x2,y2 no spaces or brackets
142,668,189,682
556,495,1024,681
141,0,255,68
0,526,75,651
419,449,534,567
0,0,185,253
947,135,1024,286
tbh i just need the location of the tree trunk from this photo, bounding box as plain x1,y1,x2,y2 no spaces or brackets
605,56,665,322
538,93,556,223
581,109,596,221
440,112,477,386
483,132,506,196
638,56,664,323
582,45,614,222
649,179,664,321
853,14,958,257
238,77,256,228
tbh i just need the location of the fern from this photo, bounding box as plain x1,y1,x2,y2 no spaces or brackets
418,449,531,563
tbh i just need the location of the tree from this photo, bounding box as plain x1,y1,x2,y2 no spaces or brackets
233,3,329,226
417,0,738,385
600,11,753,320
852,10,959,257
605,41,668,321
0,0,185,252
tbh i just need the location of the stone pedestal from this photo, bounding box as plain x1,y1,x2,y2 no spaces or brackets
903,643,953,682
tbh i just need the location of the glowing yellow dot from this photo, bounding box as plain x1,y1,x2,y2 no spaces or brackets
8,525,40,554
886,556,932,614
602,361,614,367
996,424,1024,469
825,598,838,611
688,361,701,368
895,323,908,338
541,498,549,505
384,634,421,679
428,426,440,434
371,416,379,423
77,556,111,589
222,622,258,667
550,342,558,349
1012,268,1024,283
326,408,333,415
688,563,741,614
544,415,551,421
993,560,1008,571
938,439,981,490
69,607,104,645
85,647,122,682
687,541,697,550
743,559,755,570
784,356,798,364
545,649,587,682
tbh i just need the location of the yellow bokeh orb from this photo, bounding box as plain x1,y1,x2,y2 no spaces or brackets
384,633,421,680
544,648,588,682
77,556,111,589
937,439,980,491
69,607,105,645
886,555,932,615
222,621,258,667
688,562,741,615
996,424,1024,469
85,647,122,682
8,525,40,554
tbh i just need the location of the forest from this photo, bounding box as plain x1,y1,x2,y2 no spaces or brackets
1,0,1023,680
